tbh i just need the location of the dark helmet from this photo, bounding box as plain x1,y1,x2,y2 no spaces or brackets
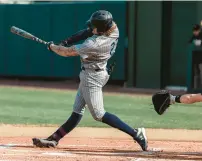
86,10,113,33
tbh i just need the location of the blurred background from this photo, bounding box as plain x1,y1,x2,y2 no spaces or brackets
0,0,201,93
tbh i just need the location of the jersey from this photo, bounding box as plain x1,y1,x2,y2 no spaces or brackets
74,25,119,70
189,31,202,44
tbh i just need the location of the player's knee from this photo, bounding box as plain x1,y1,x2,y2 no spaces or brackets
92,114,102,121
92,112,105,122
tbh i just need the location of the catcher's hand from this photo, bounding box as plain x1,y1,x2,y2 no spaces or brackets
152,90,171,115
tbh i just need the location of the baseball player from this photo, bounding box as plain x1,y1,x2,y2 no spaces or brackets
189,24,202,46
32,10,148,151
152,90,202,115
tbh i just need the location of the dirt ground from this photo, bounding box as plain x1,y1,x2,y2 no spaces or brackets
0,125,202,161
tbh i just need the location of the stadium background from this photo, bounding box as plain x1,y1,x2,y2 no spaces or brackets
0,1,200,90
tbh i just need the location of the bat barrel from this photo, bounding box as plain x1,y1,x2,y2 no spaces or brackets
10,26,47,45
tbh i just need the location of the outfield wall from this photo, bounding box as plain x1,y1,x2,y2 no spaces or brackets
0,1,201,89
0,2,126,80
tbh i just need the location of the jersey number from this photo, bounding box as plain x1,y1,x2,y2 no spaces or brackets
110,38,118,56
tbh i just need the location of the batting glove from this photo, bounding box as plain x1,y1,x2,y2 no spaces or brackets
47,41,54,51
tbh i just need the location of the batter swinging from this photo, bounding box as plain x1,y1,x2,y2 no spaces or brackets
32,10,148,151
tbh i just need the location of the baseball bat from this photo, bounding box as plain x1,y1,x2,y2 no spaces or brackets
10,26,48,45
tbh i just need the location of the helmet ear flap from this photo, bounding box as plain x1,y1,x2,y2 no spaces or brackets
104,19,113,31
86,20,93,30
86,20,91,27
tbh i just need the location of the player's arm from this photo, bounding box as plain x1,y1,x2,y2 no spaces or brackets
48,43,78,57
152,90,202,115
170,93,202,104
60,28,93,46
47,36,94,58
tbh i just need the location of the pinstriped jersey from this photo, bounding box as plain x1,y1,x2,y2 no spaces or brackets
75,25,119,70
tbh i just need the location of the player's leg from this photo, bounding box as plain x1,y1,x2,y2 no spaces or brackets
48,87,85,142
170,93,202,104
81,84,147,151
32,84,86,148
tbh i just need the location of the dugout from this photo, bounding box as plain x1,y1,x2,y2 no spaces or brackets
187,44,202,92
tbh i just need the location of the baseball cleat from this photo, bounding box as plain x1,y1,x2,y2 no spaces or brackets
133,128,148,151
32,138,58,148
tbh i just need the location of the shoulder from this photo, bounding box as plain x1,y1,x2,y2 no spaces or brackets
74,36,97,51
84,36,97,44
85,35,101,47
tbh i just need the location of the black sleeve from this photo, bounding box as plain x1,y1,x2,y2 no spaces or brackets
60,28,93,46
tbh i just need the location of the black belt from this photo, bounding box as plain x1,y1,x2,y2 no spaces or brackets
81,67,104,72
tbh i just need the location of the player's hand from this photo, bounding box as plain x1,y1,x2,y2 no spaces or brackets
59,40,68,47
47,41,54,51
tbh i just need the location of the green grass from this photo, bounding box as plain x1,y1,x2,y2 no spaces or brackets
0,86,202,129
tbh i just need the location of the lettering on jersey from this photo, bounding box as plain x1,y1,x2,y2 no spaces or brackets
110,38,118,56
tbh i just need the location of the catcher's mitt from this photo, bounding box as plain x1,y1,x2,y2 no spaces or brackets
152,90,171,115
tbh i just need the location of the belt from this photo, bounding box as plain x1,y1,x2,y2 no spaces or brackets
81,67,104,72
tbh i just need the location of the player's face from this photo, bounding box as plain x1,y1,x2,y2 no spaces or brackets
92,28,98,35
193,30,200,36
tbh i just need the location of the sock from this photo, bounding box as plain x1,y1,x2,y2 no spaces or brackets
102,112,137,138
50,112,82,142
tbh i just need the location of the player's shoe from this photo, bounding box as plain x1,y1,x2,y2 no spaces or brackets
32,137,58,148
133,128,148,151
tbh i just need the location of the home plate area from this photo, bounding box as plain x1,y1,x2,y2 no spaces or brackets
0,137,201,161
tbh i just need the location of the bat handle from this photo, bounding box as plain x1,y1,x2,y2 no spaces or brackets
33,37,47,45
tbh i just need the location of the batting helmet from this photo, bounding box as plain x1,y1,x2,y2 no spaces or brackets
86,10,113,33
